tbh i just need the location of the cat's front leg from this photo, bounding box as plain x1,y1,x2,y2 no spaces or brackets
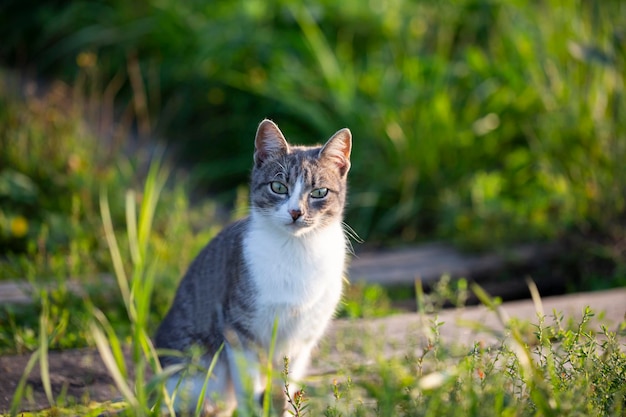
224,330,266,415
162,357,235,416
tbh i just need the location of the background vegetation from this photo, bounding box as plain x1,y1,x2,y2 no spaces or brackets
0,0,625,353
3,0,625,245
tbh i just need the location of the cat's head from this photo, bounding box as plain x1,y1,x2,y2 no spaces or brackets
250,119,351,237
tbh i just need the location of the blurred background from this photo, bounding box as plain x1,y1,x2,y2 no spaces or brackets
0,0,625,310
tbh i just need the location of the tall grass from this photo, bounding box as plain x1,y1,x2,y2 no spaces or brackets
94,158,168,415
6,159,177,416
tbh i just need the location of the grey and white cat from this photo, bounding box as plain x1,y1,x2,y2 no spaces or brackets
155,119,352,415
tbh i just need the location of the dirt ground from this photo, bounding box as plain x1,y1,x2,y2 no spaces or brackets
0,348,121,413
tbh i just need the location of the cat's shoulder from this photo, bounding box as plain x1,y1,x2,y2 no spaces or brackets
192,217,251,264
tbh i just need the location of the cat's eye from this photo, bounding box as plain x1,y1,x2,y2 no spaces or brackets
310,188,328,198
270,181,288,195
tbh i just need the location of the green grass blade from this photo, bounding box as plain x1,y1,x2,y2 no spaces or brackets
99,189,131,314
138,327,161,371
9,349,41,417
137,155,168,253
134,255,159,330
526,276,544,317
90,321,139,410
38,293,54,407
195,343,225,417
126,189,141,268
471,283,509,325
91,307,129,380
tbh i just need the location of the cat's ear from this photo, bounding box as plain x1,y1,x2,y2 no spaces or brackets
320,128,352,177
254,119,289,166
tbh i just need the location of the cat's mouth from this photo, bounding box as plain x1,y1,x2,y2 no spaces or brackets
287,220,306,229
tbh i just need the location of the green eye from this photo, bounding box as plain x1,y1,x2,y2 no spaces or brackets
310,188,328,198
270,181,288,194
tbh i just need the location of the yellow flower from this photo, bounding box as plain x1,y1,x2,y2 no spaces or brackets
76,51,97,68
10,216,29,238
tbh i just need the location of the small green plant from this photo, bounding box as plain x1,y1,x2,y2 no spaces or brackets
335,284,626,417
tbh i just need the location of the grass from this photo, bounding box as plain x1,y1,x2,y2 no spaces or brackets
3,163,626,416
313,298,626,416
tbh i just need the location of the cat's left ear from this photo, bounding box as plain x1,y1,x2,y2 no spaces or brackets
320,128,352,177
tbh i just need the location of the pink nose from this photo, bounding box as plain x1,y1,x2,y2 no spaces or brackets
289,209,302,221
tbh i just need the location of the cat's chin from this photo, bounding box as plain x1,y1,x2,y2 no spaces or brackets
282,221,315,237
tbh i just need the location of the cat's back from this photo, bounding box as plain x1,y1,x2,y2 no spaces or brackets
155,218,253,353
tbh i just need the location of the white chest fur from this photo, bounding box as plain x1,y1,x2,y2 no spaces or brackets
243,212,346,353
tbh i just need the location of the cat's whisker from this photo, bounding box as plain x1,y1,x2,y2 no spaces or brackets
341,222,362,256
341,221,362,242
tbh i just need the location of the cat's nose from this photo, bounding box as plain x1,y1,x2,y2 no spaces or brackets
289,209,302,221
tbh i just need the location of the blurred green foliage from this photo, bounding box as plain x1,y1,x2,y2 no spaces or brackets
0,81,221,352
0,78,107,270
0,73,218,281
1,0,625,251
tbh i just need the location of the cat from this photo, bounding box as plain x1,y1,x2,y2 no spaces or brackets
154,119,352,416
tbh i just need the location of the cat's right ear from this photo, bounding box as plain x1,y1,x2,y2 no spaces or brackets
254,119,289,167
